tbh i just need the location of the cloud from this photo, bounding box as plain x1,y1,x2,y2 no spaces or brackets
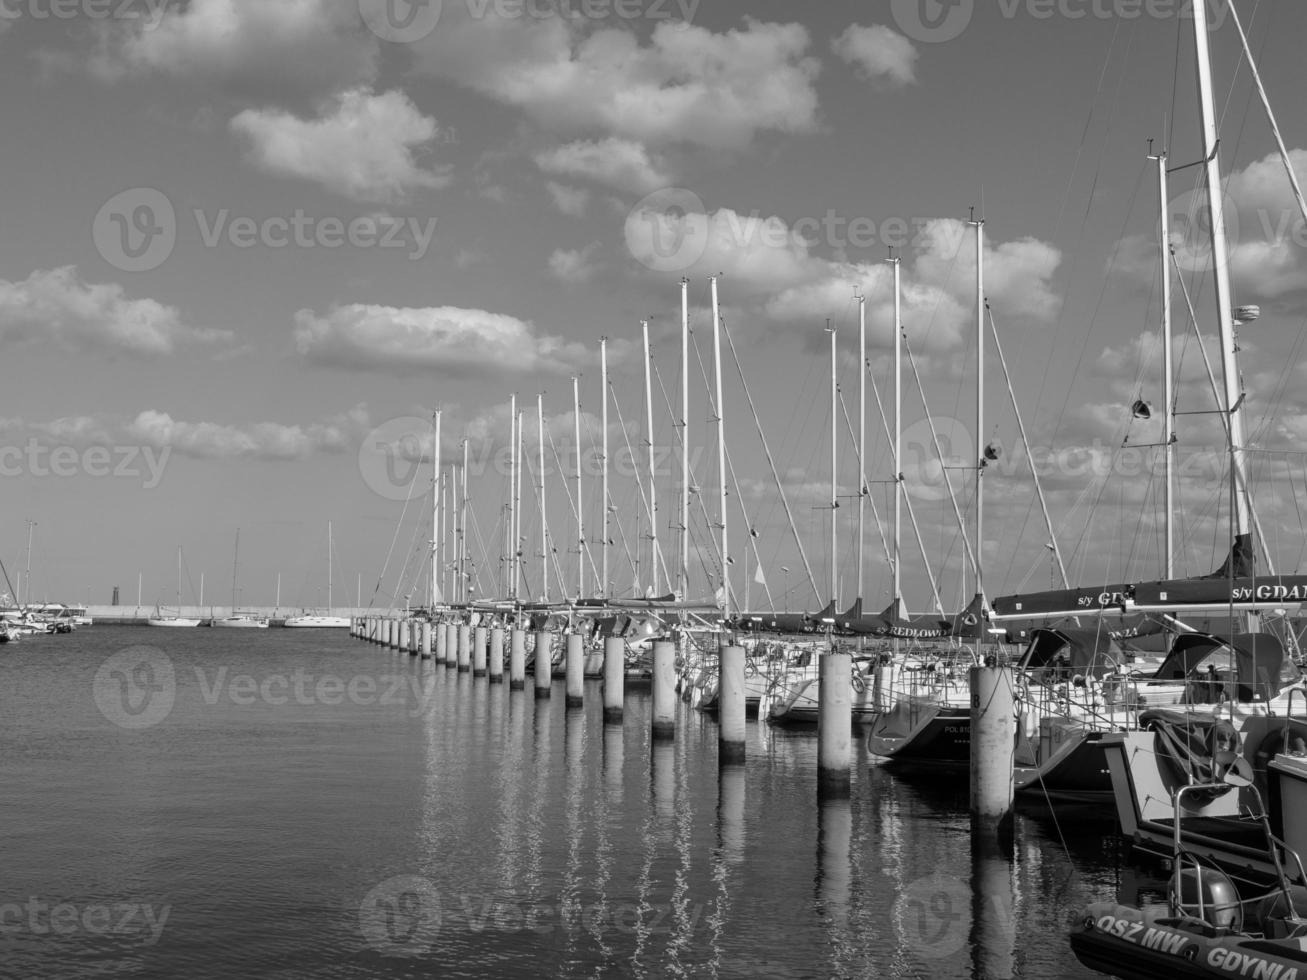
548,242,603,284
545,181,591,217
535,139,672,194
88,0,377,95
293,304,591,377
831,24,917,87
413,14,820,152
125,409,356,460
0,266,230,356
230,88,450,204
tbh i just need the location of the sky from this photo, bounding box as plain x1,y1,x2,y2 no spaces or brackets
1,0,1306,614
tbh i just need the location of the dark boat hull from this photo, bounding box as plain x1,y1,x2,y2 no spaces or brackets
866,700,971,766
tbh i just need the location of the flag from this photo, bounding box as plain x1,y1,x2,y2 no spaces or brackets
754,563,767,588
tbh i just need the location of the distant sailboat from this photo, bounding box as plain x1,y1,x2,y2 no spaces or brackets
148,546,200,627
212,529,268,628
284,522,350,628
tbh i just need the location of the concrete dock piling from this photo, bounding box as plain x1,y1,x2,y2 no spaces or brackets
817,648,852,798
602,637,624,724
565,633,584,708
718,644,746,765
970,665,1016,842
488,628,504,683
534,631,552,699
420,622,432,659
473,626,488,677
651,639,676,740
509,629,526,690
457,625,471,673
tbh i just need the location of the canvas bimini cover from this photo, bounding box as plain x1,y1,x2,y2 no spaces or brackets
1015,627,1129,683
1152,632,1300,703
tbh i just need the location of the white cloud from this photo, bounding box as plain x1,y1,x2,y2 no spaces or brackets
293,304,591,377
230,88,450,204
0,266,229,356
89,0,377,95
413,14,820,152
549,242,603,284
545,181,591,217
535,139,672,195
125,410,355,460
831,24,917,87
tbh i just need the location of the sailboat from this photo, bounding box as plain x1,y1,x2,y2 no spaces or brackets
148,546,201,627
212,529,268,628
284,522,350,627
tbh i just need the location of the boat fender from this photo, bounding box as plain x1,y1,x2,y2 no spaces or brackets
852,671,867,693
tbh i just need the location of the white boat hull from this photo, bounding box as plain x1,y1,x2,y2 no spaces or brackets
212,617,269,628
282,616,351,628
148,618,201,628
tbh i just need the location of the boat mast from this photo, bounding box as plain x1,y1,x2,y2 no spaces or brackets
460,439,469,603
892,252,903,619
432,411,442,607
327,521,333,614
643,320,659,596
972,211,985,654
711,275,728,618
680,277,690,601
600,338,610,598
858,291,866,602
1193,0,1254,590
515,407,524,601
829,323,838,605
538,393,548,602
231,529,240,611
573,374,584,600
1149,143,1175,579
508,396,516,601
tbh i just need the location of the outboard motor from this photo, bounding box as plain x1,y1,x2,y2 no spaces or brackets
1173,866,1242,931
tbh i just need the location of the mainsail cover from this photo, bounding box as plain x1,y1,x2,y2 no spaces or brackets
992,585,1131,619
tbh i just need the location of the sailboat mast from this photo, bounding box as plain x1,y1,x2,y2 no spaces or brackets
680,277,690,601
972,214,986,611
892,254,903,612
573,375,584,599
538,393,548,602
327,521,333,613
711,275,728,618
461,439,469,603
857,292,866,602
432,411,442,607
514,408,523,601
643,320,659,596
829,324,838,605
1192,0,1254,555
508,396,516,601
600,338,610,598
1151,145,1175,579
231,529,239,610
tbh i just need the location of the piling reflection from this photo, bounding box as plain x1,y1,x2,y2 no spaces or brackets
970,828,1017,980
817,796,855,976
562,707,586,955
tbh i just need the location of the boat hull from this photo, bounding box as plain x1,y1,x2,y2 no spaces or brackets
1014,729,1115,805
212,618,270,628
866,699,971,766
147,618,201,628
282,616,351,628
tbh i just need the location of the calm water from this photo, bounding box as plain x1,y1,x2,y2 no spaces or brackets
1,627,1142,979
